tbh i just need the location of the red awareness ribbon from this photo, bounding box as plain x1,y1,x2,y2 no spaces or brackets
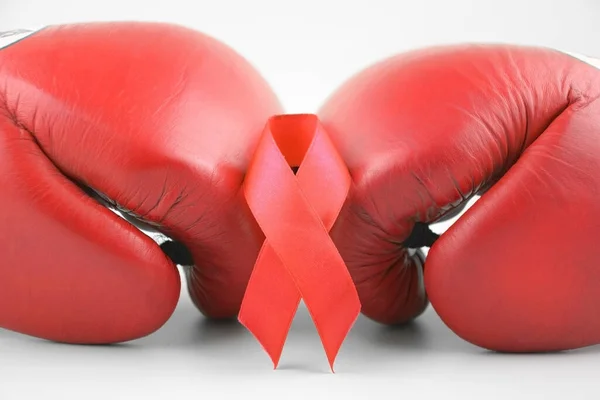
239,114,361,371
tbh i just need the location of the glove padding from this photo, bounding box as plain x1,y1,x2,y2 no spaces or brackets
319,44,600,352
0,22,281,343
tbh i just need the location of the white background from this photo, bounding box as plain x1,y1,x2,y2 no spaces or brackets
1,0,600,399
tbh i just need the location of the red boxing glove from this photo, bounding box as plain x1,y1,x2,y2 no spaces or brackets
0,22,281,344
318,45,600,352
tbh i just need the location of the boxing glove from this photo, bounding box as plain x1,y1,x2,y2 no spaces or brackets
319,45,600,352
0,22,281,343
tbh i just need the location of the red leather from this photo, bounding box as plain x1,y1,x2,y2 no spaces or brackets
0,22,281,343
238,114,360,370
6,21,599,361
318,45,600,352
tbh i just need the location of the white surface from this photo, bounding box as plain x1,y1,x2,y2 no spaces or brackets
1,0,600,398
2,272,600,399
3,268,600,400
3,211,599,399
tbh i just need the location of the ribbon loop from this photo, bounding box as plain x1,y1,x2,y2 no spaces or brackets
239,114,361,371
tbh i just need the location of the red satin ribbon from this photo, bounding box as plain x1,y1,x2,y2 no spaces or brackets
239,114,361,371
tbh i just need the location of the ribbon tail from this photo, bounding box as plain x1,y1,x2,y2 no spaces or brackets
302,270,361,371
238,242,301,368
